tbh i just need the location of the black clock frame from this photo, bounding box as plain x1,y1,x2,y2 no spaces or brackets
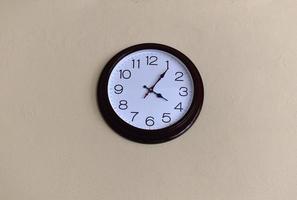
97,43,204,144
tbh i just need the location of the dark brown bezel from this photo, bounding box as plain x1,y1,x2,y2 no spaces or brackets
97,43,204,144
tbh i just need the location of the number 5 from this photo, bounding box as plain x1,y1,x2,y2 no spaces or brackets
162,113,171,123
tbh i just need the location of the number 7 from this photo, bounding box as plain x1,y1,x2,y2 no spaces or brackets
131,112,139,121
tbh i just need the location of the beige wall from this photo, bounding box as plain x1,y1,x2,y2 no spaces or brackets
0,0,296,199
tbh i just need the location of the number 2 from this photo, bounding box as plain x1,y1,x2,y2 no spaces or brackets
175,72,184,81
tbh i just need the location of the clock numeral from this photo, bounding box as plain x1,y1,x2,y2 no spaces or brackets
145,116,155,126
162,113,171,123
174,102,183,112
114,84,123,94
132,59,140,69
119,69,131,79
146,56,158,66
175,72,184,81
131,112,139,122
119,100,128,110
166,60,169,68
179,87,188,96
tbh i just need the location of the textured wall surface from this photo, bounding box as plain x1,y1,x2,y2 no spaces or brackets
0,0,296,199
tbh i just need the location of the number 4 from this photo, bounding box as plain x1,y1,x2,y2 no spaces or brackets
174,102,183,112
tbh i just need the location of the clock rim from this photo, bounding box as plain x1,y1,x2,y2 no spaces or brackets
97,43,204,144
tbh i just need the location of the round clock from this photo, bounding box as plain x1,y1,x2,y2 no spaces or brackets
97,43,204,144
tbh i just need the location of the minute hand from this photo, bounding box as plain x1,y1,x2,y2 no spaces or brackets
143,66,169,98
150,66,169,90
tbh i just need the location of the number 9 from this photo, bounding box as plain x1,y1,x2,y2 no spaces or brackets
114,84,123,94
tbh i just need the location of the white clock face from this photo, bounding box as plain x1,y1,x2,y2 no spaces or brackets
107,49,194,130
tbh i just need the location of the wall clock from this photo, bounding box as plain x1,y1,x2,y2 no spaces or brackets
97,43,204,144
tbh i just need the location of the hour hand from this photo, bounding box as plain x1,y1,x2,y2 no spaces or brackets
143,85,168,101
153,91,168,101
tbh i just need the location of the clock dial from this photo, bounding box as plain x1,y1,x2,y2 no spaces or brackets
97,43,204,144
107,49,194,130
